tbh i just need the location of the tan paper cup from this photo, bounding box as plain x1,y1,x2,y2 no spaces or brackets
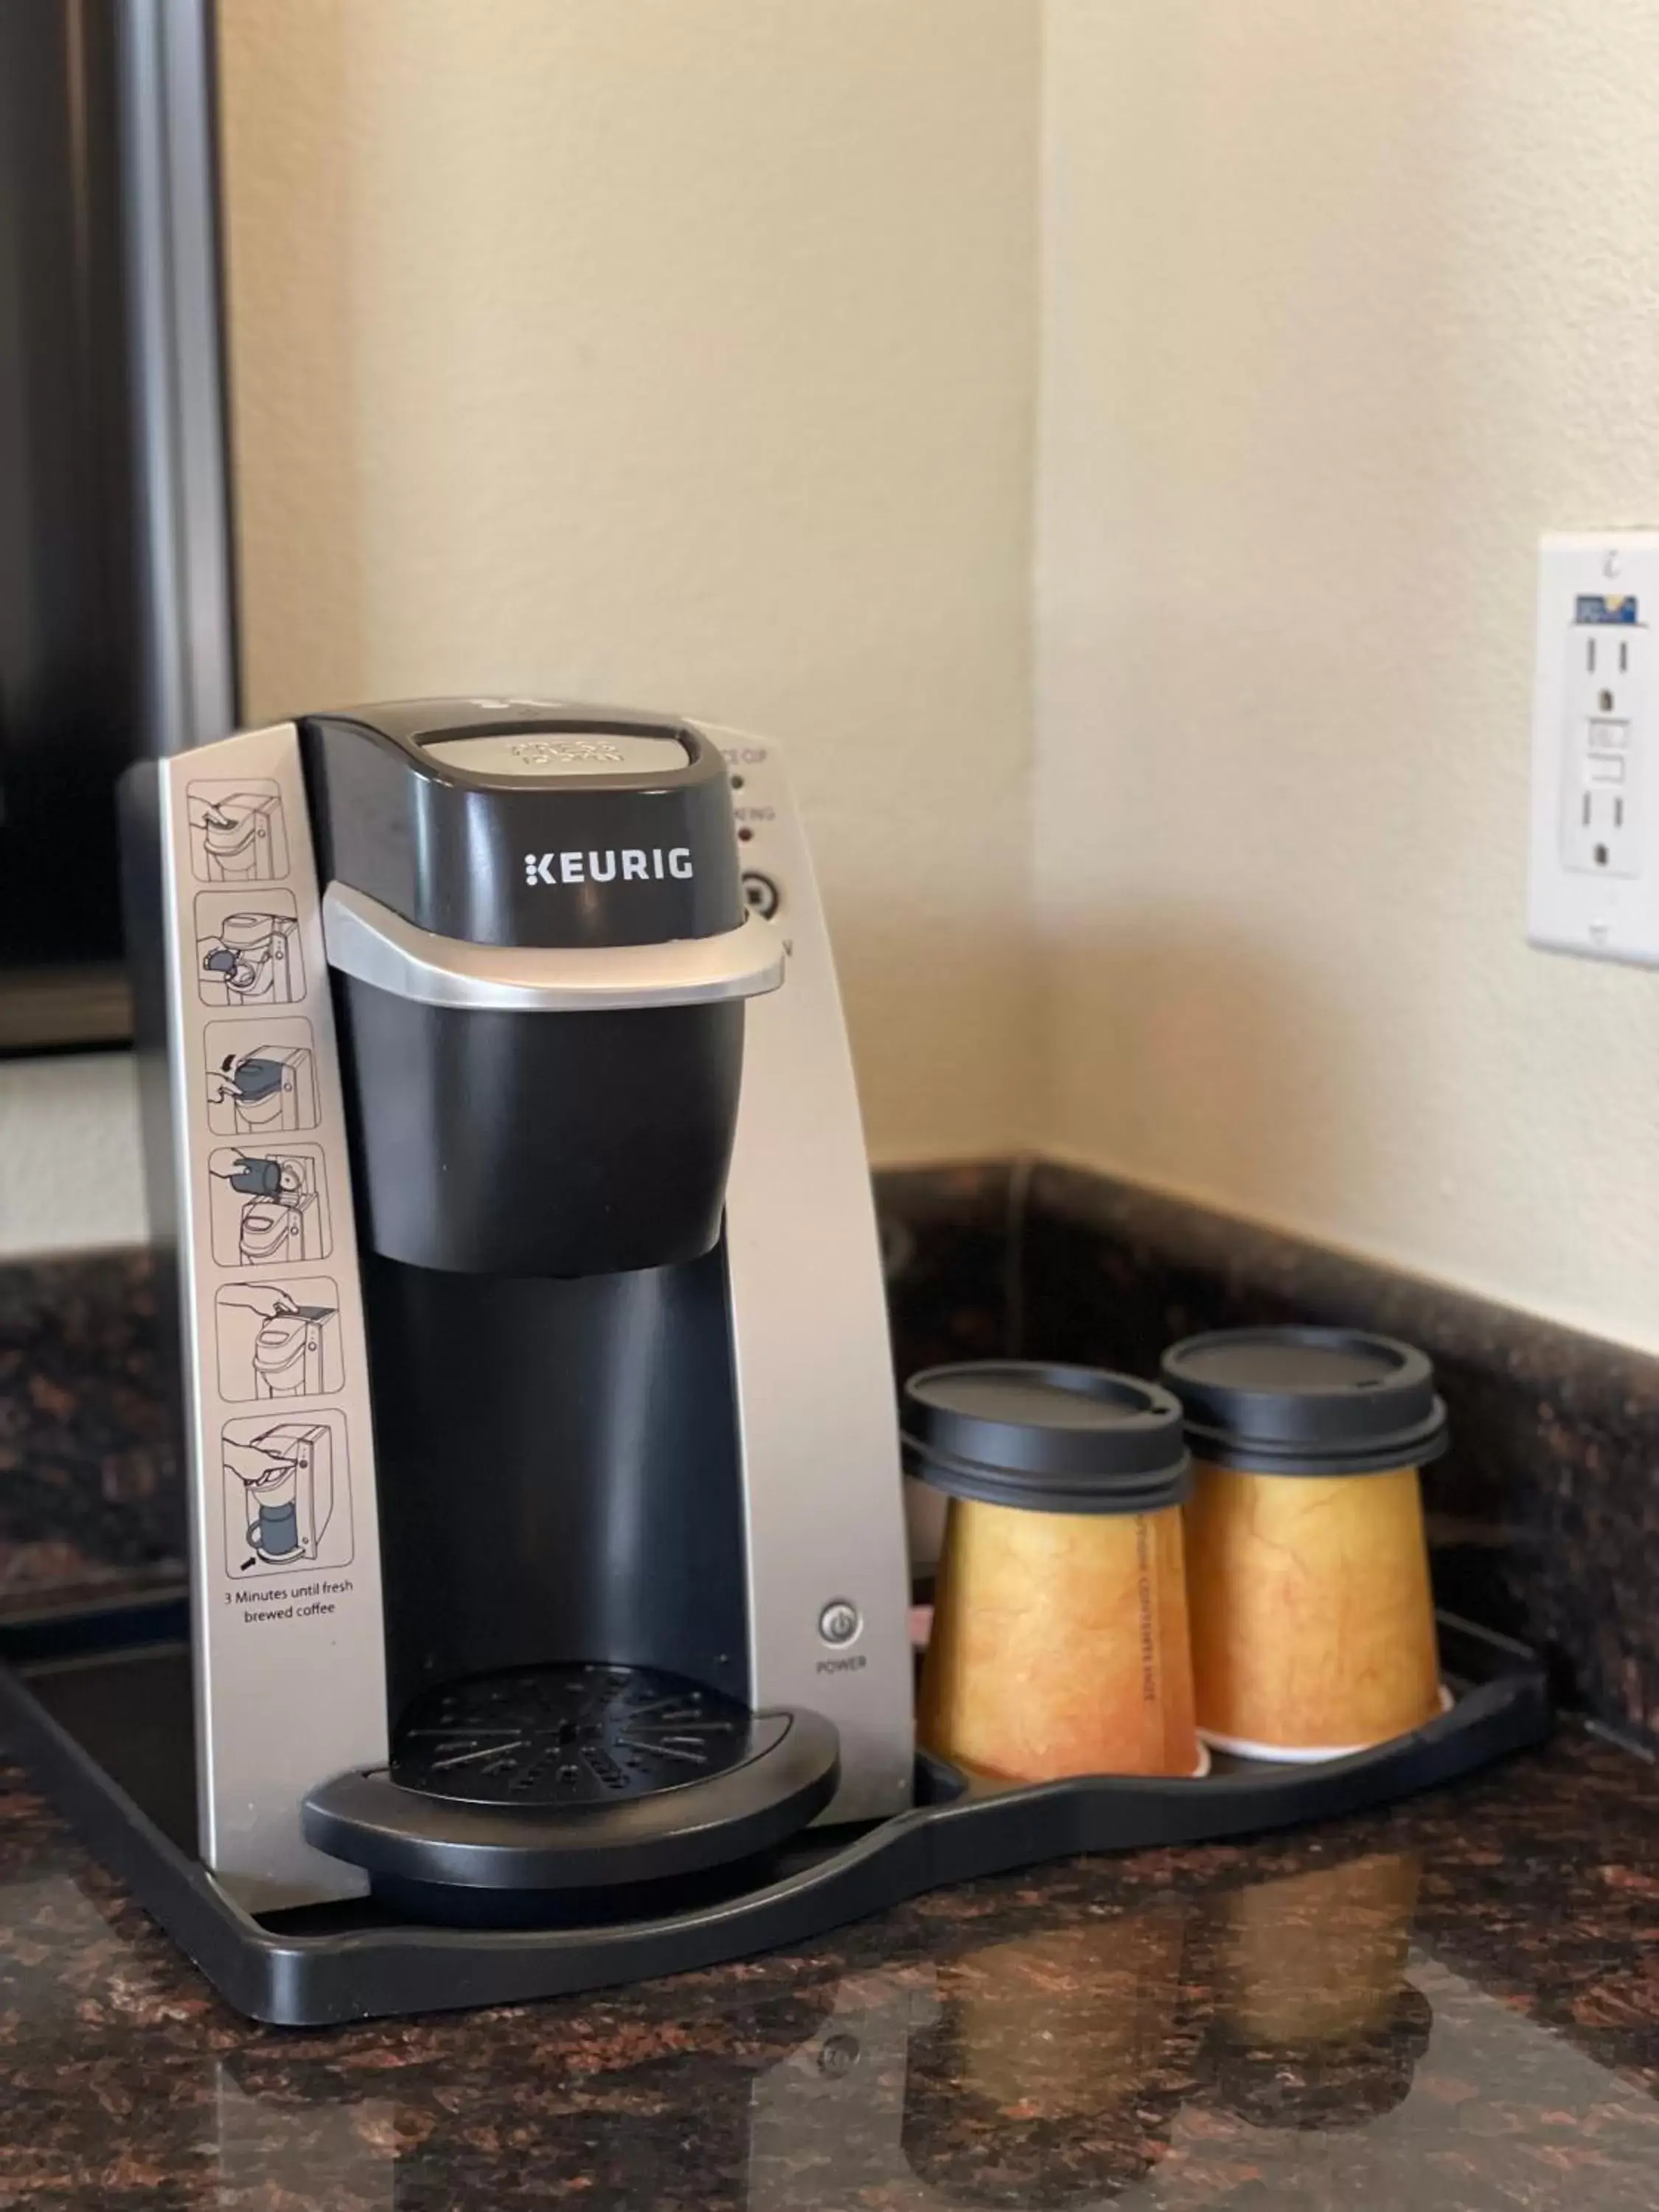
919,1491,1200,1781
1161,1328,1449,1759
1186,1460,1441,1756
903,1363,1200,1784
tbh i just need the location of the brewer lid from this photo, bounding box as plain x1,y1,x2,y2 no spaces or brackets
1159,1327,1449,1475
301,700,743,951
902,1361,1191,1515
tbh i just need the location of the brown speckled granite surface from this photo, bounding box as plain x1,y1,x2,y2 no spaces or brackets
4,1724,1659,2205
877,1164,1019,1388
0,1248,181,1610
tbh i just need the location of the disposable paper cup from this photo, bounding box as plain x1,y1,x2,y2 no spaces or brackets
1162,1328,1448,1759
904,1363,1200,1783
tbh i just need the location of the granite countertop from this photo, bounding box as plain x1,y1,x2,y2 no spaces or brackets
0,1724,1658,2208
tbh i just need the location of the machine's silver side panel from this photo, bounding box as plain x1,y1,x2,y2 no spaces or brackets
710,728,915,1823
156,723,387,1910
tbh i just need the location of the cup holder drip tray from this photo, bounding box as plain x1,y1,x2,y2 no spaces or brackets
0,1606,1550,2025
302,1660,842,1901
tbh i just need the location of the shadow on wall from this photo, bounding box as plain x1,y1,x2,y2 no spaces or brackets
1037,914,1378,1237
832,908,1035,1168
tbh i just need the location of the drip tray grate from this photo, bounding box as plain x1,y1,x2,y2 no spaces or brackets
390,1662,758,1808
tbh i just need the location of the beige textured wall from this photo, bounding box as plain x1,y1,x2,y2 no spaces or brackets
216,0,1040,1164
0,1057,145,1256
19,0,1659,1366
1034,0,1659,1352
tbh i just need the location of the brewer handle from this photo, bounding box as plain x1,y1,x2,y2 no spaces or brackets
321,881,785,1013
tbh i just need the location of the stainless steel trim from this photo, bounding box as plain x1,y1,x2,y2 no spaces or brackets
321,883,786,1012
707,725,916,1824
116,0,238,754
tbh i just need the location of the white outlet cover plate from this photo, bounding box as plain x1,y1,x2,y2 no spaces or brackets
1528,529,1659,966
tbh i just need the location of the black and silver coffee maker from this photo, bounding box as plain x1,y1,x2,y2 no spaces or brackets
122,699,914,1919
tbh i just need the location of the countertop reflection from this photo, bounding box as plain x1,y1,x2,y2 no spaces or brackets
4,1725,1659,2208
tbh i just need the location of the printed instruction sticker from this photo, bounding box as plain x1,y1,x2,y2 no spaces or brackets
187,779,288,884
222,1410,354,1578
204,1016,319,1135
194,889,305,1009
207,1144,333,1267
215,1277,343,1402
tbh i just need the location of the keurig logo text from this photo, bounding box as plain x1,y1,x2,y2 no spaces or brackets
522,848,694,888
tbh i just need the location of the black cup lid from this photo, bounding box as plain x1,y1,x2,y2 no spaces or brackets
1159,1327,1450,1477
901,1362,1192,1515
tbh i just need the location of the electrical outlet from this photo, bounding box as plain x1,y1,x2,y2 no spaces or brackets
1559,625,1642,877
1528,531,1659,964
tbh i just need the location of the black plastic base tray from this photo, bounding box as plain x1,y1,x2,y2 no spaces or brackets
0,1599,1551,2027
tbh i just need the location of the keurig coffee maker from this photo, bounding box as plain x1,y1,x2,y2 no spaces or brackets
120,700,914,1919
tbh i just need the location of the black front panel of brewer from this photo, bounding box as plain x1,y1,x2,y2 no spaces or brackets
299,703,743,948
364,1245,748,1724
335,979,744,1276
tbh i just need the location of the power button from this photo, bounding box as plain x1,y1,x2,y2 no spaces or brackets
742,872,782,920
818,1599,861,1647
